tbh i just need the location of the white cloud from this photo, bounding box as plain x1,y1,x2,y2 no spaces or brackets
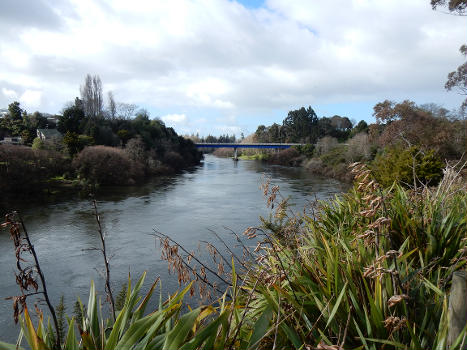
2,87,17,98
215,125,242,135
0,0,465,133
20,89,42,108
161,113,188,124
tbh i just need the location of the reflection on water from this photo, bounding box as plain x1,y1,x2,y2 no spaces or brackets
0,155,347,342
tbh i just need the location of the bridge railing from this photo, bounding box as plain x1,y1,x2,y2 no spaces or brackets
194,143,305,149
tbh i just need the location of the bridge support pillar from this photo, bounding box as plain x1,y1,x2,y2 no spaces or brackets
233,147,238,161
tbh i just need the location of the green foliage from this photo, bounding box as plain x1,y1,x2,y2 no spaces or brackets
63,132,81,157
8,101,23,121
115,283,127,311
371,146,444,188
245,168,467,349
20,130,33,145
58,105,86,134
319,144,347,166
294,144,314,158
13,273,241,350
350,120,368,137
31,137,45,150
282,106,319,143
56,296,66,345
117,129,130,145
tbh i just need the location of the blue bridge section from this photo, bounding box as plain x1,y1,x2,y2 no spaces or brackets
194,143,303,149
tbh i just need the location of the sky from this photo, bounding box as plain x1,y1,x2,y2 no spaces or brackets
0,0,465,137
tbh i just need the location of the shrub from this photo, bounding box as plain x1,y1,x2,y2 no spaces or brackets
315,136,339,156
371,145,444,188
268,147,301,166
31,137,46,150
163,151,184,171
345,132,371,162
319,144,347,166
0,144,69,193
73,146,144,185
125,137,146,164
294,144,314,158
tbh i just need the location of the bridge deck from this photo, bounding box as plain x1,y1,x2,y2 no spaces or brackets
195,143,303,149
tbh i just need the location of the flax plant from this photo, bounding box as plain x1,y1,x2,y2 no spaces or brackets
240,163,467,349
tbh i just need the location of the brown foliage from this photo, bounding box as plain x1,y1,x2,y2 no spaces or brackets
345,132,371,162
163,151,185,171
373,100,465,159
0,144,69,193
73,145,144,185
268,148,302,166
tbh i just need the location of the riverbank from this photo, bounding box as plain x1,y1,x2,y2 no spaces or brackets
0,143,202,196
214,147,354,182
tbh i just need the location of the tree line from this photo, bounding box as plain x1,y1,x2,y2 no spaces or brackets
254,107,359,144
0,74,202,192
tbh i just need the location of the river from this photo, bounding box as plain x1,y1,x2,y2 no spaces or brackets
0,154,347,342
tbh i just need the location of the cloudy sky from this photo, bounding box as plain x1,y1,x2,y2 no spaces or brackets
0,0,465,136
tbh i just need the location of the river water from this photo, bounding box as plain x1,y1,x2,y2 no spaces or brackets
0,155,346,342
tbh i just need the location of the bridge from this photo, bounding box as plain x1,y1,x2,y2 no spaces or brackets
194,143,304,160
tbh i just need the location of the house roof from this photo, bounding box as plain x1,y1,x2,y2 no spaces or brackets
37,128,62,138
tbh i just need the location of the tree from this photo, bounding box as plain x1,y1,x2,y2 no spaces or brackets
58,105,85,134
330,115,352,130
117,102,137,119
63,131,81,157
27,112,48,129
373,100,417,123
430,1,467,112
117,129,131,146
282,106,319,143
445,45,467,113
108,91,117,119
21,130,34,145
431,0,467,15
80,74,103,119
8,101,23,120
354,120,368,133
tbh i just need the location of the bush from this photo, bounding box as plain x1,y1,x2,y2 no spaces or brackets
73,146,144,185
315,136,339,156
294,144,314,158
0,144,69,193
371,145,444,188
345,132,371,162
163,151,185,171
319,144,347,166
31,137,46,150
268,147,302,166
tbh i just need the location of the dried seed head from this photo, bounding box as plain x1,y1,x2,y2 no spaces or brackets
388,294,409,307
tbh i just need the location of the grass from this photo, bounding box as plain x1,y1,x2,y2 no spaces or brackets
238,153,270,161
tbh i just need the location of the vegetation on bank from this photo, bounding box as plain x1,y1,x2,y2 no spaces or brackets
0,75,202,194
211,100,465,186
1,161,466,349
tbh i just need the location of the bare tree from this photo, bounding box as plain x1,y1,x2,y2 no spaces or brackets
80,74,103,119
117,102,137,120
108,91,117,119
